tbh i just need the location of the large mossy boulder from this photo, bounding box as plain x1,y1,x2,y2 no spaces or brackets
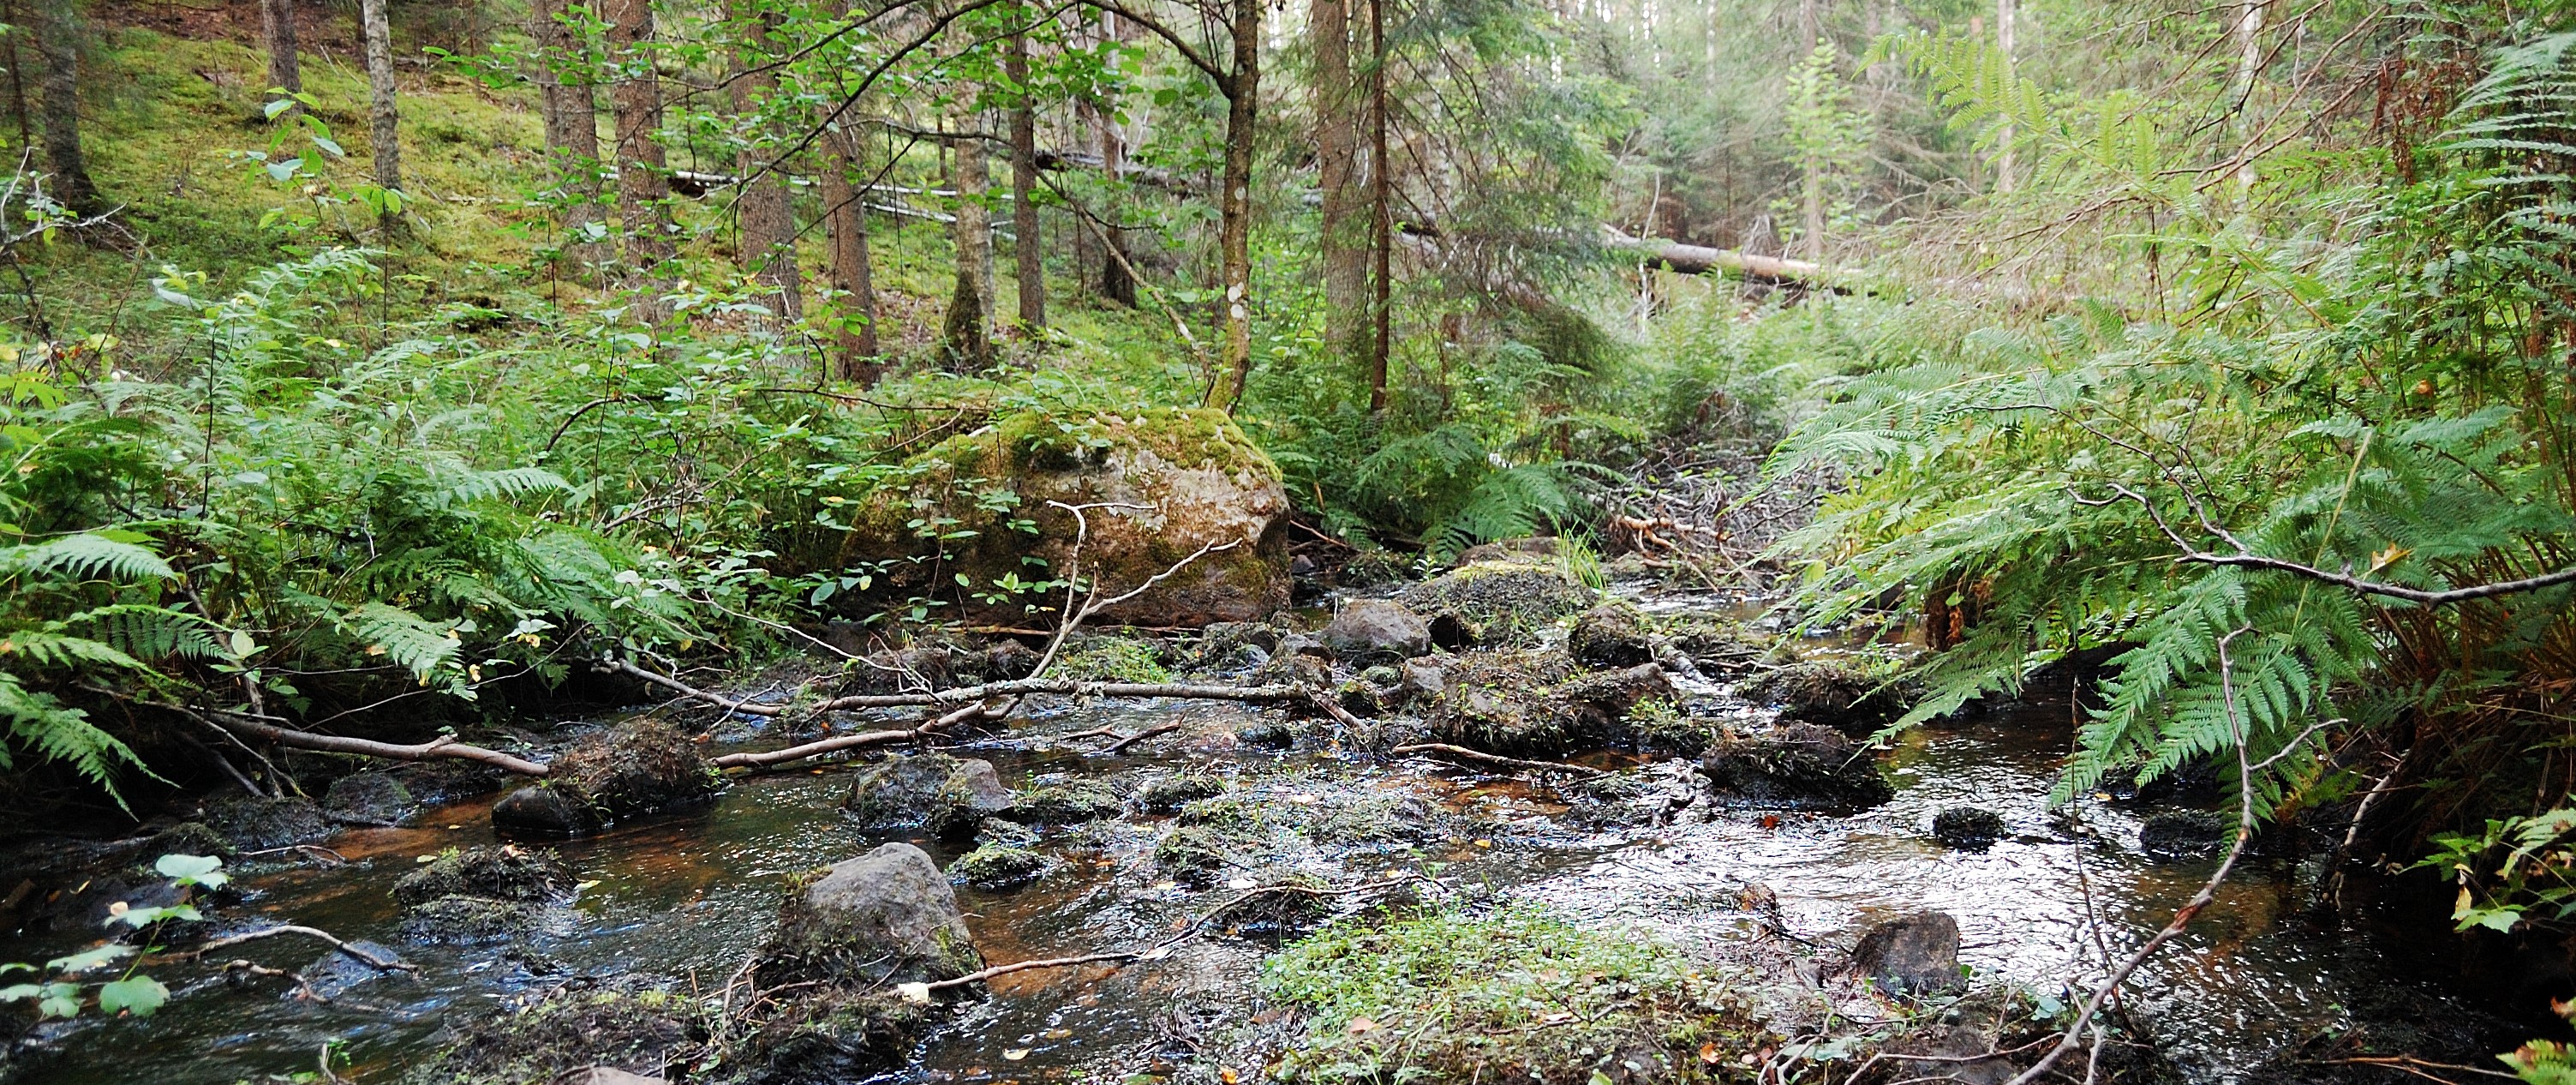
1430,650,1675,757
420,987,708,1084
762,843,983,986
1742,660,1918,736
835,407,1292,626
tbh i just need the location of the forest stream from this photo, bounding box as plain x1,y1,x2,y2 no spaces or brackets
0,585,2526,1085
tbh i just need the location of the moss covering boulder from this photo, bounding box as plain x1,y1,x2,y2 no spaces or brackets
196,794,333,852
837,407,1292,626
418,986,708,1084
1430,650,1675,757
394,846,577,945
946,844,1050,892
1016,778,1125,824
1568,603,1655,668
323,771,421,826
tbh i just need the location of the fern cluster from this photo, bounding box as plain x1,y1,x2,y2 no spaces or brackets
1772,24,2576,829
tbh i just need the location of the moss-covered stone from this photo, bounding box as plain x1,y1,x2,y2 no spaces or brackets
1742,660,1917,736
1015,778,1125,824
393,846,577,908
947,844,1050,892
724,989,929,1085
196,794,333,852
398,895,555,944
842,752,1014,834
1700,722,1894,809
493,719,724,836
1568,603,1654,668
1397,560,1587,647
1133,768,1228,813
416,987,708,1085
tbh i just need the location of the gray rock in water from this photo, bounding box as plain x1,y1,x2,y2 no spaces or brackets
843,753,1014,835
1569,604,1654,668
398,895,555,944
764,842,983,986
1397,658,1448,702
298,939,410,1000
323,772,419,826
493,786,595,836
1850,910,1962,998
1322,599,1432,660
1700,722,1894,809
1931,807,2008,851
561,1070,666,1085
2138,811,2232,861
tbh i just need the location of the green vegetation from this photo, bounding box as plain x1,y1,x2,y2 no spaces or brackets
1259,908,1768,1084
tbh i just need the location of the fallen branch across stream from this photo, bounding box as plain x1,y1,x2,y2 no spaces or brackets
1389,743,1610,778
136,694,552,776
708,698,1008,770
160,924,415,972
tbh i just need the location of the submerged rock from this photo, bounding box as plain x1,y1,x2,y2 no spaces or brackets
493,720,721,836
1931,807,2008,851
1568,604,1655,668
1700,723,1893,808
299,939,410,1000
196,794,333,852
399,895,556,944
947,844,1049,892
842,752,1014,834
1322,599,1432,660
1850,910,1963,998
975,817,1040,848
2139,811,2232,861
323,772,420,826
763,843,983,986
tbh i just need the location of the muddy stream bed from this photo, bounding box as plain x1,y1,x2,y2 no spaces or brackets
0,591,2533,1085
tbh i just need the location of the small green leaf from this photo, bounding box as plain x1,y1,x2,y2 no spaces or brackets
96,975,168,1017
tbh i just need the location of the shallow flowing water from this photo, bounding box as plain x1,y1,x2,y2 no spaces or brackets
1,594,2541,1085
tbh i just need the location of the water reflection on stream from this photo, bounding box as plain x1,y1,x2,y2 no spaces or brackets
4,596,2525,1085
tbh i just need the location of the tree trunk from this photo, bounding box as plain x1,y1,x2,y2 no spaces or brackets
731,0,799,320
1994,0,2014,194
941,130,994,369
2231,0,2264,190
1204,0,1262,411
532,0,608,273
822,129,879,379
28,0,95,217
260,0,301,115
1005,20,1044,331
606,0,674,277
1366,0,1390,413
1311,0,1364,363
358,0,403,205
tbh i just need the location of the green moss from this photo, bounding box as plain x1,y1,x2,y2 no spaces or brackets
1052,636,1174,683
420,988,708,1085
1260,908,1771,1085
947,844,1050,891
